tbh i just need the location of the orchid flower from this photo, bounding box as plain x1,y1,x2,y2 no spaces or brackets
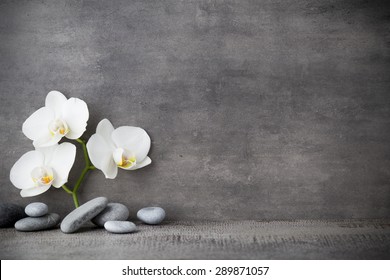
22,91,89,147
87,119,151,179
10,143,76,197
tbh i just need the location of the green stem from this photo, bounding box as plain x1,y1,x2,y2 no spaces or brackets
76,138,91,167
61,138,95,208
73,163,92,194
72,193,79,208
62,185,73,194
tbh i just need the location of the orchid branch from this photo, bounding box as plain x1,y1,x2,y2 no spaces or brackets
9,91,152,207
61,138,95,208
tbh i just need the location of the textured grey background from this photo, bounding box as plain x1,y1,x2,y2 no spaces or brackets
0,0,389,220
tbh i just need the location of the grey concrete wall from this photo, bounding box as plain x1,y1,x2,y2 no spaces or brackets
1,0,389,220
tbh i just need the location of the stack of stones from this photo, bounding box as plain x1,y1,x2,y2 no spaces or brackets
60,197,132,234
1,198,166,234
60,197,165,234
15,202,61,232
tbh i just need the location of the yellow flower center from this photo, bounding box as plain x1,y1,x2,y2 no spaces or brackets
113,148,136,169
49,119,69,136
31,166,54,187
41,175,53,185
118,155,136,168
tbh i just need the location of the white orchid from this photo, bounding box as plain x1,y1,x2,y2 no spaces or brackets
22,91,89,147
11,90,153,208
10,143,76,197
87,119,151,179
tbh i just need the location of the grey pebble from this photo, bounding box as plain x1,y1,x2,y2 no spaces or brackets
104,221,137,234
15,213,60,232
137,207,166,225
25,202,48,217
92,203,129,227
0,203,27,228
61,197,108,233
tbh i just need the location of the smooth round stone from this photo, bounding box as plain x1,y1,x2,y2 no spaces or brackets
104,221,137,234
0,203,27,228
137,207,166,225
25,202,48,217
61,197,108,233
15,213,60,232
92,203,129,227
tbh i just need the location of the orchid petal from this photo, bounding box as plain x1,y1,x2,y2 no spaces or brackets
37,145,58,165
96,119,116,149
62,97,89,139
10,151,44,190
112,148,125,166
130,156,152,170
87,134,117,179
111,126,151,162
33,132,62,148
20,185,51,197
47,143,76,188
22,107,55,142
100,156,118,179
45,91,67,118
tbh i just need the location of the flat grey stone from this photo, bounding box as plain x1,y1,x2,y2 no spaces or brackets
15,213,60,232
104,221,137,234
137,207,165,225
60,197,108,233
0,203,27,228
25,202,48,217
92,203,129,227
